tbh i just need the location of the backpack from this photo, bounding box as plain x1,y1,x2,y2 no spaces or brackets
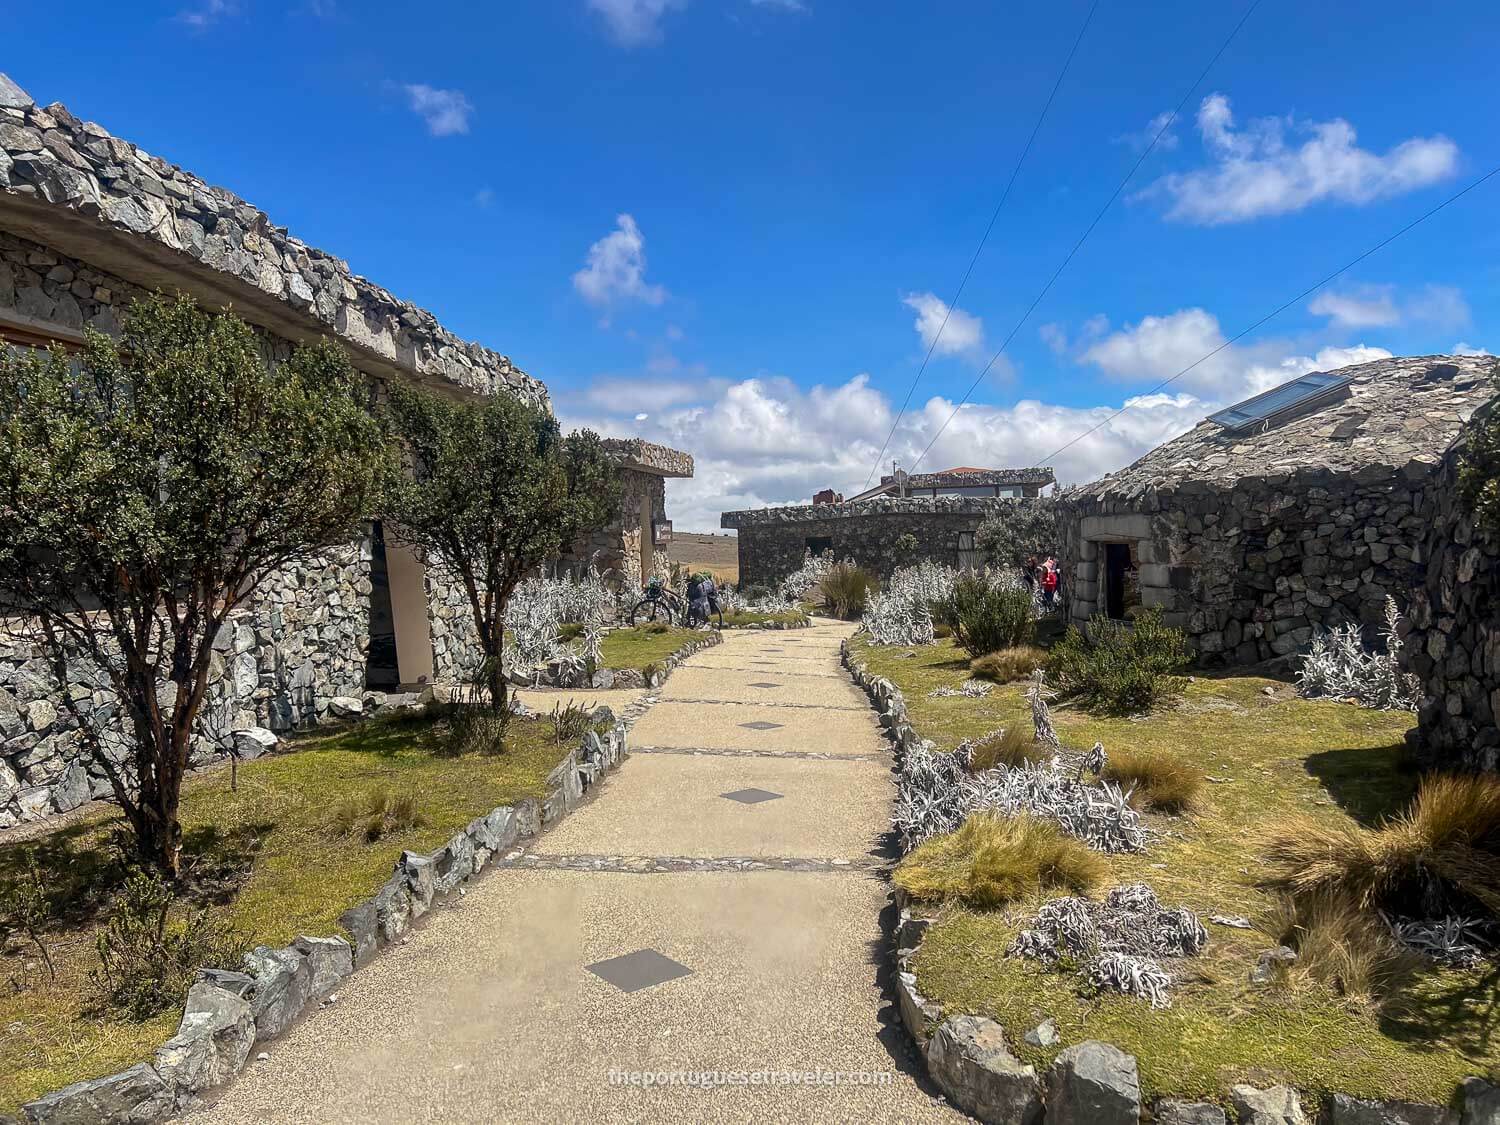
1043,568,1059,592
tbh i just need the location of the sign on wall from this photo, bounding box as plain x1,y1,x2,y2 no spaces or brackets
653,520,673,545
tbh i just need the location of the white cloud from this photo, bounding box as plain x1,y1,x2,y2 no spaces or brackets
1145,93,1459,224
177,0,234,28
1115,110,1180,152
572,214,668,308
587,0,685,46
1082,307,1392,399
1309,286,1400,329
1310,282,1469,330
902,292,985,359
1453,342,1493,357
403,84,474,137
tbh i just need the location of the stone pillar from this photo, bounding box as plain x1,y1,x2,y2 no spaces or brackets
640,488,654,587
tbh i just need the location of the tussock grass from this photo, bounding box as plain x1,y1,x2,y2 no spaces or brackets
970,726,1050,772
970,645,1049,685
1260,772,1500,917
817,562,878,620
1102,746,1203,812
894,814,1105,909
1259,892,1422,1005
329,786,428,842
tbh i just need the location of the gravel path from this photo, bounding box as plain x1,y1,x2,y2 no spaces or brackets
193,621,961,1124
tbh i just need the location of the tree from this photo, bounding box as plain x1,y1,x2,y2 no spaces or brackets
976,498,1060,571
384,384,618,714
0,295,394,878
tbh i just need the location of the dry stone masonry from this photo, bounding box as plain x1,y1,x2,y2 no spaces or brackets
1056,356,1497,665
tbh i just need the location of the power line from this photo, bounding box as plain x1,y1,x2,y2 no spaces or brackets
909,0,1262,474
1039,161,1500,467
863,0,1101,488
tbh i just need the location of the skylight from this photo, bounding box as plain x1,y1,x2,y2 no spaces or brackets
1207,370,1354,433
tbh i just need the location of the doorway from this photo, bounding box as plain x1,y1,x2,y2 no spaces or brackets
366,521,436,689
1103,541,1141,620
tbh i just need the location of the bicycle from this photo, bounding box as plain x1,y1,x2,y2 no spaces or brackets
628,576,682,626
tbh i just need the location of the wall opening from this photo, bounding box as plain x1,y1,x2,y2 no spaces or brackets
958,531,982,570
366,520,435,689
1103,541,1141,620
805,535,834,556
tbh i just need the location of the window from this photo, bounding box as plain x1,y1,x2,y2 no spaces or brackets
1208,370,1352,433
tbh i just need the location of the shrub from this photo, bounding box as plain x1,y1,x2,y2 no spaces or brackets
444,705,511,757
862,561,955,645
1260,773,1500,919
0,857,57,981
970,726,1049,772
1047,608,1190,715
1101,746,1202,812
1457,371,1500,537
935,574,1036,657
549,701,593,746
969,645,1048,684
780,549,836,602
976,498,1058,570
818,562,878,619
643,621,670,635
894,814,1105,909
1297,596,1419,711
92,873,241,1020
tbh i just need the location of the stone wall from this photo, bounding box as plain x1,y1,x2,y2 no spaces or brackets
1403,425,1500,771
721,497,1004,587
0,79,546,404
1058,468,1435,664
563,468,666,583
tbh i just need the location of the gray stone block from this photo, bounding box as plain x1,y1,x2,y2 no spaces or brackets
1463,1078,1500,1125
1155,1100,1228,1125
924,1015,1041,1125
373,874,411,944
1329,1094,1453,1125
1231,1084,1308,1125
397,851,435,918
1045,1040,1140,1125
291,935,353,996
153,981,256,1104
429,832,476,895
21,1063,173,1125
338,900,379,967
241,945,312,1041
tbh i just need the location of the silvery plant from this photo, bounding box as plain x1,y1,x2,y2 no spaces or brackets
891,738,1146,855
502,572,610,675
779,548,838,602
1297,595,1420,710
1010,883,1208,1008
863,561,956,646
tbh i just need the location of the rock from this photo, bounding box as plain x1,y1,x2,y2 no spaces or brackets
481,805,519,851
1250,945,1298,983
338,900,379,968
1023,1019,1059,1048
397,851,435,917
924,1015,1042,1125
1330,1094,1453,1125
20,1063,173,1124
25,699,56,733
230,726,278,759
50,760,89,814
545,750,582,814
0,74,34,110
291,935,353,996
609,667,644,689
196,968,255,998
1156,1100,1228,1125
1463,1078,1500,1125
588,668,615,690
152,982,256,1104
373,875,411,943
240,945,312,1040
1231,1084,1308,1125
514,798,541,837
1045,1041,1140,1125
428,832,475,895
327,695,363,719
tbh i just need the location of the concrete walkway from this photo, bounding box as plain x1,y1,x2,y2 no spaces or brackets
196,622,960,1124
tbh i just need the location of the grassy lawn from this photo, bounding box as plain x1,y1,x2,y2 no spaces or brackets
599,624,703,672
0,712,579,1114
851,634,1499,1105
722,608,809,629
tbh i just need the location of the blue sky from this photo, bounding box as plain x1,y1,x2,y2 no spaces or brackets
9,1,1499,528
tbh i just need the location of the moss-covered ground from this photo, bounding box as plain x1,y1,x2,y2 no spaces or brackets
598,624,702,672
850,634,1499,1106
0,712,576,1113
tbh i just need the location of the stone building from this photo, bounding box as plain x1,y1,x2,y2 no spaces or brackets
1055,355,1496,664
1403,390,1500,772
566,438,694,585
849,465,1054,502
0,74,689,824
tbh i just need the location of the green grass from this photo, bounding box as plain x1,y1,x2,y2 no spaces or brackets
853,634,1499,1106
599,624,701,672
722,608,810,629
0,712,575,1114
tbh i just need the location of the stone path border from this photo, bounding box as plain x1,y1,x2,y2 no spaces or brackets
18,719,633,1124
840,638,1499,1125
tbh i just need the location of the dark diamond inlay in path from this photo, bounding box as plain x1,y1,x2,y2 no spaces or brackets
739,720,783,731
721,788,783,804
747,681,780,688
586,949,694,993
